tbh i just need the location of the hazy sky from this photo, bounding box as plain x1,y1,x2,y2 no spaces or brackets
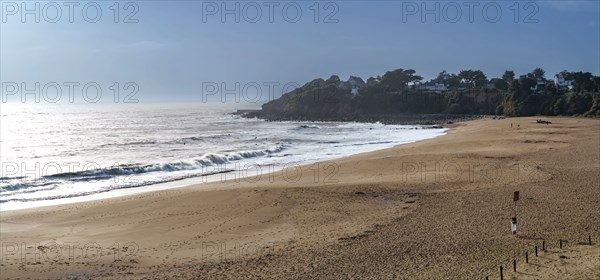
1,1,599,104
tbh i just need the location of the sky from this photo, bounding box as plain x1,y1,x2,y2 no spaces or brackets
1,0,599,104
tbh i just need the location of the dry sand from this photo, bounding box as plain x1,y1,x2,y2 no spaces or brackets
1,117,598,279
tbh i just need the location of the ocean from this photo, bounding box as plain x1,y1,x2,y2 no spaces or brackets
0,103,446,210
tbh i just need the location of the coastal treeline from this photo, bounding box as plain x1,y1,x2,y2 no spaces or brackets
256,68,600,121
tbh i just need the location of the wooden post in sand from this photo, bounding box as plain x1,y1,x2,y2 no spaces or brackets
559,239,563,249
535,246,538,257
589,236,592,245
513,259,517,272
542,240,545,251
511,191,519,234
500,265,504,280
525,251,528,263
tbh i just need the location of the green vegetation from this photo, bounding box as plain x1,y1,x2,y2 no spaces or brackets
258,68,600,121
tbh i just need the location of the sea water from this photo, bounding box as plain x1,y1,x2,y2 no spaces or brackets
0,103,446,210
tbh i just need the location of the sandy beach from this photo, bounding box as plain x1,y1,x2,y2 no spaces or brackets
1,116,598,279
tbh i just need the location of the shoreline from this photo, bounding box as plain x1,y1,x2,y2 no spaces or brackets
1,122,448,212
1,116,598,279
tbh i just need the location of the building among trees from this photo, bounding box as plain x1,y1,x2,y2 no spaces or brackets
554,73,573,90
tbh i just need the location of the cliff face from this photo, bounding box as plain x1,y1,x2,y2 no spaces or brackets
258,77,356,121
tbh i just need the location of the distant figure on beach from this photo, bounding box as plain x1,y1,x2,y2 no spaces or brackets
511,123,513,128
536,119,552,125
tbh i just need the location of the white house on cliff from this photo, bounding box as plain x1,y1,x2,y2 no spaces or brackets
554,73,573,89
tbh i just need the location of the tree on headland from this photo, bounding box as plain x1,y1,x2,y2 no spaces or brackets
519,76,537,94
446,74,461,88
502,70,515,83
594,77,600,92
545,82,558,95
491,78,508,91
532,68,546,79
326,75,341,85
433,70,461,88
434,70,450,83
570,72,595,92
559,70,572,80
458,70,487,88
366,77,378,87
380,68,422,91
509,79,521,95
